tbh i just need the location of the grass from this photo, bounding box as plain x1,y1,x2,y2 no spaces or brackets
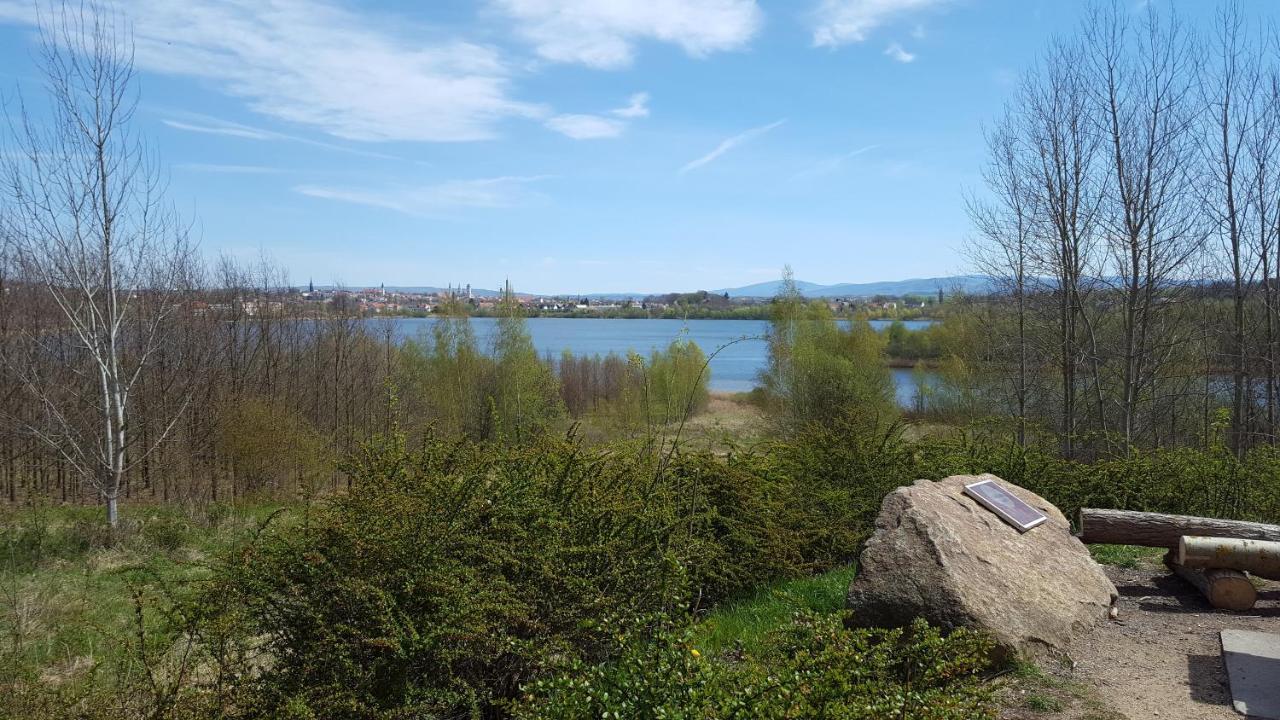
568,390,769,451
1024,693,1064,712
0,501,291,688
693,563,855,656
1087,543,1165,569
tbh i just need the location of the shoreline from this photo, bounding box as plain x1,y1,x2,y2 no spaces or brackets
378,313,943,323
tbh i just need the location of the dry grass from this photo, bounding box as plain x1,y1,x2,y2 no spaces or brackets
676,392,770,450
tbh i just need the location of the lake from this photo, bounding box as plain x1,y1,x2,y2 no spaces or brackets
375,317,937,406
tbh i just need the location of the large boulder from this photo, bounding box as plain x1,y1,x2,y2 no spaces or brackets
846,473,1117,659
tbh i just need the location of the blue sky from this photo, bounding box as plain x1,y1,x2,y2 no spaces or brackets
0,1,1254,293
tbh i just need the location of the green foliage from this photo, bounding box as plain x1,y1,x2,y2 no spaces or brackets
490,287,564,442
206,431,853,718
515,613,995,720
694,564,855,656
216,397,334,497
639,339,711,425
138,512,191,553
885,319,941,360
510,614,713,720
760,269,897,433
910,430,1280,525
0,503,289,720
557,339,710,435
399,300,492,440
13,414,1280,719
398,293,564,443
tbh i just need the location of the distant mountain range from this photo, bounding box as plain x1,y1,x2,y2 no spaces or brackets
312,275,993,300
714,275,992,298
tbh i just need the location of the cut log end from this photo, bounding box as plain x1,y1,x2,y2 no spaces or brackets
1164,551,1258,611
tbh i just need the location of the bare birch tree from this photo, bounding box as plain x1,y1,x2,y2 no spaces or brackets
0,3,197,526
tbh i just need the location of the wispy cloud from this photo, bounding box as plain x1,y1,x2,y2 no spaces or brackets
161,113,405,160
611,92,651,119
1,0,544,142
812,0,947,48
295,175,554,216
884,42,915,63
162,119,274,141
491,0,763,69
790,143,880,181
545,92,651,140
175,163,285,174
0,0,30,23
679,119,786,174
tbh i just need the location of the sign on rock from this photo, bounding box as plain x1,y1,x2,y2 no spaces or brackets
964,479,1048,533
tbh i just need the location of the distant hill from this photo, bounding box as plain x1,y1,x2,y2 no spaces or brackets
308,275,993,300
716,275,992,299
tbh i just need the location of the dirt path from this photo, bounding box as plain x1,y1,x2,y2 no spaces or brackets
1005,565,1280,720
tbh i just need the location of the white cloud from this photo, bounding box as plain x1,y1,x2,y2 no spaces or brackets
679,119,785,174
1,0,545,142
491,0,763,69
295,175,554,216
0,0,32,23
812,0,946,48
545,114,625,139
546,92,651,139
612,92,650,119
884,42,915,63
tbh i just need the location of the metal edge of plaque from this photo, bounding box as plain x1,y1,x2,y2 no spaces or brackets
962,479,1048,533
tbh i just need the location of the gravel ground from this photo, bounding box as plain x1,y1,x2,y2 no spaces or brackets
1003,564,1280,720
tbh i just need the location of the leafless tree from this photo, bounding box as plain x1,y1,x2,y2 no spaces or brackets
1086,2,1205,451
1245,32,1280,442
1199,1,1259,454
966,115,1037,445
1018,36,1106,458
0,3,197,526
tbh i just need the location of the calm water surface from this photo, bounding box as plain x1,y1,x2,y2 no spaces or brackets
378,317,936,404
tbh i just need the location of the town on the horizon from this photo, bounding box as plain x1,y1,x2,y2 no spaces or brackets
257,274,985,317
260,276,964,318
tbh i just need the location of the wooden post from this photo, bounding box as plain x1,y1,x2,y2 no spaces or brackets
1163,551,1257,611
1078,509,1280,548
1178,536,1280,581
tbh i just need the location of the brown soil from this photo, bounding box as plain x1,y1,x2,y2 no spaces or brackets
1002,564,1280,720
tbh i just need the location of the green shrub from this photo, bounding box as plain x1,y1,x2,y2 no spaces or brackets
490,289,565,442
203,425,891,718
759,271,897,434
514,613,996,720
911,430,1280,526
510,613,711,720
643,338,710,425
140,513,190,553
557,340,711,435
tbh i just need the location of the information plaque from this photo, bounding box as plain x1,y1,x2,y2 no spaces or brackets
963,479,1048,532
